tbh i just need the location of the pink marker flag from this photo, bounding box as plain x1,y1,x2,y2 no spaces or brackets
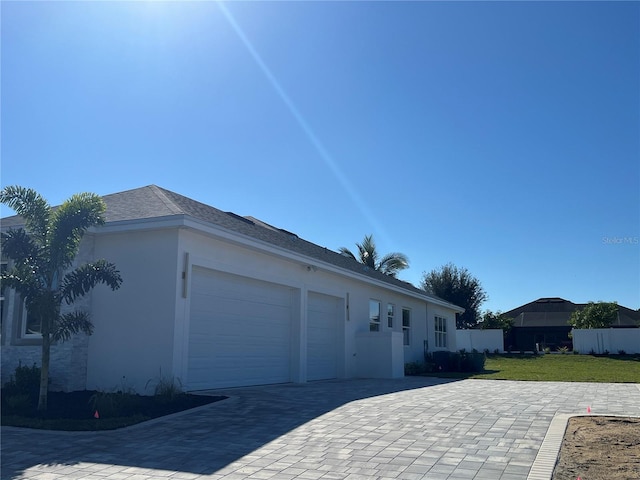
94,410,100,419
587,406,591,413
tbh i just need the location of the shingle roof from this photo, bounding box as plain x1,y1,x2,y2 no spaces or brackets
2,185,462,310
506,297,639,327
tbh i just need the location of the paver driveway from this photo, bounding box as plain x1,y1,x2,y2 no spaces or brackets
2,378,640,480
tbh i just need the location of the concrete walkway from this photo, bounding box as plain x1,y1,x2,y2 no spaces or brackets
2,378,639,480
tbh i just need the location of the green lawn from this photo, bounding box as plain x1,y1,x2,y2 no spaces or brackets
429,354,640,383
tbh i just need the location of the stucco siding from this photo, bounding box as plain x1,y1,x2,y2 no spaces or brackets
86,228,180,393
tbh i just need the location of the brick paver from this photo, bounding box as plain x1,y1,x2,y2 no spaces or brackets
2,378,639,479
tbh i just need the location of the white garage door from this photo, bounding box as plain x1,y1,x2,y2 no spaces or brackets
187,267,293,390
307,292,341,381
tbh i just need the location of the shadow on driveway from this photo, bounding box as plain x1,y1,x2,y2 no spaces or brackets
1,377,459,479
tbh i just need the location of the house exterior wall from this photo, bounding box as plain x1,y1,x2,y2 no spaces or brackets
85,228,180,394
1,236,95,392
425,304,458,354
174,227,460,386
2,218,461,393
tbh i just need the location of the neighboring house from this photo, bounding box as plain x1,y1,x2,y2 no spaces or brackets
1,185,464,393
503,297,640,352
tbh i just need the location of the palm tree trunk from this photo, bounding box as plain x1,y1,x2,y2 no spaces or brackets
37,333,50,411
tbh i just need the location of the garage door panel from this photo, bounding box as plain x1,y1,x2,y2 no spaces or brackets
187,267,293,390
307,292,341,381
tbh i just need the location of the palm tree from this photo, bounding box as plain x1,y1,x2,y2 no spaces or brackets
0,186,122,411
338,234,409,278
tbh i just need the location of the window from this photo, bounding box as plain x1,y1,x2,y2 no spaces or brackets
20,301,41,337
369,300,381,332
387,304,395,328
435,316,447,348
402,308,411,345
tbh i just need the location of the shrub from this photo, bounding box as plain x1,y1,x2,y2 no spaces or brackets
544,347,551,354
3,363,40,400
404,362,424,376
557,346,569,354
88,390,141,418
4,393,33,415
493,349,500,355
146,370,183,401
573,350,580,355
618,350,626,356
460,351,486,372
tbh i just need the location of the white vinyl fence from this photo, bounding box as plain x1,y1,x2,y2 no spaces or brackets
456,329,504,353
572,328,640,354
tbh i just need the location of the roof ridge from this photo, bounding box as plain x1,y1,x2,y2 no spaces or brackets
148,185,185,215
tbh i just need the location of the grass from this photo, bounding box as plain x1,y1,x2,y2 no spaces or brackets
1,389,226,431
427,354,640,383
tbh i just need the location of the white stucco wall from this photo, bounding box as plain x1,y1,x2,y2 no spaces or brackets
86,228,180,394
174,227,461,385
456,329,504,353
572,328,640,354
3,217,462,394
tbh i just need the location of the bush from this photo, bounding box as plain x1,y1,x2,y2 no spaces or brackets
146,370,183,401
2,363,41,415
3,362,40,397
430,351,485,373
88,390,142,418
404,362,424,376
4,393,33,415
557,346,569,354
460,351,486,372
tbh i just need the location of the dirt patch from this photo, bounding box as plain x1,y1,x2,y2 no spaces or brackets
552,416,640,480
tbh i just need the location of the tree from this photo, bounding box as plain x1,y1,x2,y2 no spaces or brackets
420,263,487,329
479,310,514,332
339,234,409,278
479,310,513,347
569,301,618,329
0,186,122,411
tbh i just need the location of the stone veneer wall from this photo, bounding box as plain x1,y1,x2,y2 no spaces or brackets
1,235,95,392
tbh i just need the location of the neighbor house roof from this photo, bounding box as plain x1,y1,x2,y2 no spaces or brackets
504,297,639,328
1,185,464,312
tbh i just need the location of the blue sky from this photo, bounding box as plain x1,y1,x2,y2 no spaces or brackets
2,1,639,312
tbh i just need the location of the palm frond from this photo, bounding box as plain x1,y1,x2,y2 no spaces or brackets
60,260,123,304
50,193,106,269
1,229,42,266
52,311,93,342
378,252,409,277
0,186,51,242
338,247,358,261
0,268,42,300
356,235,378,268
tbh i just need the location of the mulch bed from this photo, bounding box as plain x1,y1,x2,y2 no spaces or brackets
552,416,640,480
1,389,226,430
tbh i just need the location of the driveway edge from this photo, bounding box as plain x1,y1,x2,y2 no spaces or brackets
527,411,640,480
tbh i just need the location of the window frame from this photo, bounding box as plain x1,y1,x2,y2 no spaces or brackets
20,301,42,338
402,308,411,345
387,303,395,329
369,299,381,332
435,315,447,348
